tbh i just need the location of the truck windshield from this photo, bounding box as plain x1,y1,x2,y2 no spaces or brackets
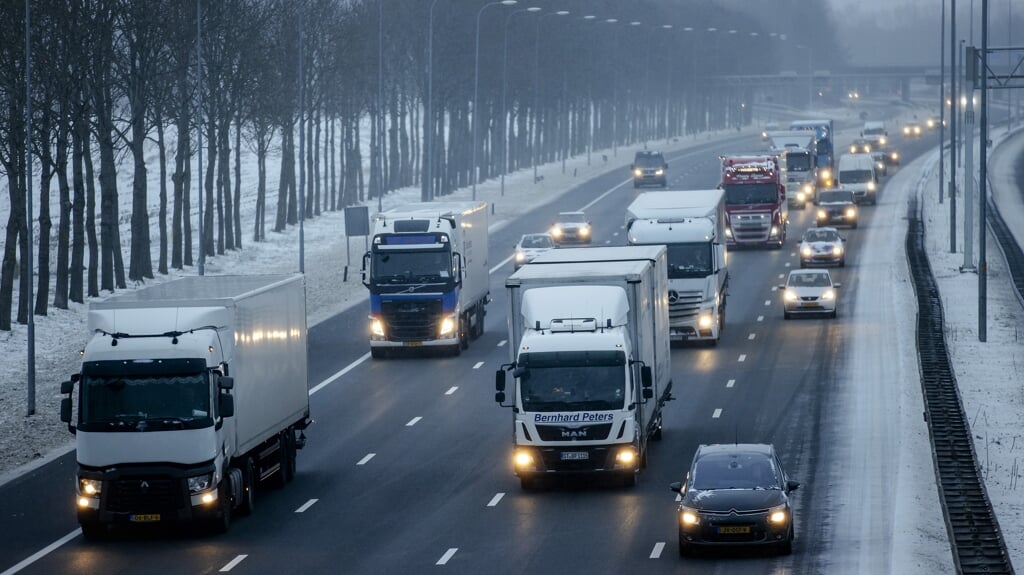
518,355,626,412
787,154,811,172
863,128,885,136
80,372,213,432
723,183,777,205
371,248,453,284
666,243,712,278
840,170,873,183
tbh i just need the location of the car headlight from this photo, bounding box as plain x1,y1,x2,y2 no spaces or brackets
820,168,831,181
832,245,844,256
891,152,899,161
846,207,857,218
633,168,643,177
188,473,215,494
867,181,876,191
439,314,457,336
801,246,812,257
864,144,871,153
769,504,789,524
822,289,835,300
784,290,798,302
879,137,887,146
550,227,563,237
876,161,885,170
680,506,701,526
515,251,527,263
655,168,664,176
903,126,910,135
796,191,805,202
817,209,827,219
79,478,102,497
578,227,590,237
914,126,921,134
370,316,385,337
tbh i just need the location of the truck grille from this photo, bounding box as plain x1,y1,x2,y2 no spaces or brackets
668,290,703,321
536,423,613,442
107,478,181,513
730,212,771,242
381,299,443,341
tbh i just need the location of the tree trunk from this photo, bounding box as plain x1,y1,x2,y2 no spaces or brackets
233,118,242,249
204,116,216,258
156,119,168,275
70,106,86,304
55,110,72,309
36,111,54,316
128,100,153,282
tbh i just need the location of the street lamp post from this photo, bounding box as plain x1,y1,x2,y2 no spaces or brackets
501,6,541,197
950,0,958,254
532,10,570,183
939,0,946,204
607,18,620,155
472,0,517,201
377,0,383,212
426,0,440,201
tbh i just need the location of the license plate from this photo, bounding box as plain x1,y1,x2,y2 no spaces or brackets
560,451,589,461
130,514,161,523
718,525,751,534
801,301,820,307
404,341,422,347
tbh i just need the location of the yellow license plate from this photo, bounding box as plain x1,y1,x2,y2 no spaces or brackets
130,514,161,523
404,341,422,347
718,525,751,534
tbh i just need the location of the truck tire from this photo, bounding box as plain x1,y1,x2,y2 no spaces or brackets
621,472,637,488
238,458,256,516
208,480,232,534
459,317,470,350
471,305,485,339
80,521,108,541
370,347,388,360
283,430,297,483
268,433,291,489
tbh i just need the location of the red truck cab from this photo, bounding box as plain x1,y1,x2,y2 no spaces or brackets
719,155,788,249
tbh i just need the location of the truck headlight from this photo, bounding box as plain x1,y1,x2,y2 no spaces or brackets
796,191,806,202
513,449,535,469
769,226,779,238
680,507,701,526
633,168,643,177
725,227,733,238
820,168,831,181
817,209,827,219
79,478,102,497
822,289,835,300
769,505,789,524
698,314,714,329
784,290,798,302
615,447,637,465
849,145,857,154
846,207,857,218
801,246,812,257
802,184,813,195
879,136,887,146
891,151,899,161
439,315,457,336
188,473,215,494
369,316,385,337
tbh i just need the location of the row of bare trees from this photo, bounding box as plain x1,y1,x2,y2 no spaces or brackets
0,0,843,331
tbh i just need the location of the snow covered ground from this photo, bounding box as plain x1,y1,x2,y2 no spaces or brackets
0,99,1021,573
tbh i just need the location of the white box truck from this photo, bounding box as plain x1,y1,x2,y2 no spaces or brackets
837,153,878,205
362,201,489,357
494,246,672,489
625,190,728,345
60,274,311,538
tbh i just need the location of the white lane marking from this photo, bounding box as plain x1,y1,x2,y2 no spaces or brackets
406,417,422,427
473,362,484,369
487,493,505,507
790,252,796,257
712,408,723,418
764,300,771,306
0,529,80,575
784,262,791,267
436,548,458,565
295,499,318,513
309,352,371,396
778,273,784,279
748,333,756,340
738,354,747,362
726,379,736,388
498,340,507,347
445,386,458,395
650,542,666,559
613,232,620,236
357,453,376,465
220,555,248,572
771,285,779,292
757,315,764,322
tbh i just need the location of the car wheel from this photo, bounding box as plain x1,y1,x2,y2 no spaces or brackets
678,533,694,557
830,309,837,319
80,521,109,541
852,222,858,229
840,258,846,268
520,476,542,491
777,526,795,555
799,261,806,269
621,472,637,488
370,347,387,360
784,311,791,320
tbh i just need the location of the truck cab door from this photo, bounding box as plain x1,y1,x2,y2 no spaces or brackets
360,252,371,288
451,252,464,287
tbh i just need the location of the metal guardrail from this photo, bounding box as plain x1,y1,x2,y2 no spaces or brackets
905,194,1015,574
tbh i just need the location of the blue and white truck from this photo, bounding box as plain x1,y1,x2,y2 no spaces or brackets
495,246,672,489
362,201,489,357
789,119,836,189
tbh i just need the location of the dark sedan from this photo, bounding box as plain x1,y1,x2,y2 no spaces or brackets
814,189,858,229
670,443,799,557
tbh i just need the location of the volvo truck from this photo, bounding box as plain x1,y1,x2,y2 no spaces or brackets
719,155,788,248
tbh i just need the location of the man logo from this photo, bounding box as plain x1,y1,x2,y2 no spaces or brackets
668,290,680,304
561,429,588,439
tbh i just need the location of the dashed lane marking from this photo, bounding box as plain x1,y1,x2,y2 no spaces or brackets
406,417,422,427
436,548,458,566
487,493,505,507
650,542,666,559
445,386,458,395
220,555,247,572
295,499,318,513
712,408,723,418
356,453,376,466
473,362,484,369
726,379,735,388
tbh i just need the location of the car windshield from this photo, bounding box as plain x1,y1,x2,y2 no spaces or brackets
803,229,839,243
789,273,831,287
521,235,553,249
863,127,885,136
841,169,873,183
691,453,781,490
817,191,853,203
558,213,586,224
634,155,664,167
723,183,777,205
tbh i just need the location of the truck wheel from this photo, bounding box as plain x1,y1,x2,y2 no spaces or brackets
80,521,108,541
370,347,387,360
208,481,232,534
269,434,291,489
283,430,297,483
239,458,256,516
621,472,637,488
472,306,485,339
459,317,469,350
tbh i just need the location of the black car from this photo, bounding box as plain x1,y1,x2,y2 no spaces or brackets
670,443,799,557
814,189,858,229
631,151,668,188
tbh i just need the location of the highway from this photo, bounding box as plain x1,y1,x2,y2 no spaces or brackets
0,110,947,575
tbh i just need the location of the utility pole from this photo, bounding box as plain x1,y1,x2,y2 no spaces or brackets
949,0,958,254
979,0,989,342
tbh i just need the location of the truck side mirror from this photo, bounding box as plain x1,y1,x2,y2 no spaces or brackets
219,393,235,418
361,253,371,287
641,366,653,389
495,391,506,403
495,370,506,392
60,379,75,394
60,398,73,425
218,375,234,390
642,388,653,399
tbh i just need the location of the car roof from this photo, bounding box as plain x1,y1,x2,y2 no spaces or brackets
695,443,775,458
520,232,552,239
635,150,663,156
788,268,831,277
803,227,839,237
557,211,585,216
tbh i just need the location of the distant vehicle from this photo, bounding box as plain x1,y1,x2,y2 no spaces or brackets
815,189,858,228
719,154,788,248
885,148,901,166
512,233,556,270
902,122,922,138
761,122,779,141
925,116,942,129
670,443,799,556
799,226,846,268
849,139,874,154
631,150,668,188
837,153,879,205
789,119,835,189
861,121,888,147
847,90,860,100
871,152,888,176
780,268,840,319
549,211,592,245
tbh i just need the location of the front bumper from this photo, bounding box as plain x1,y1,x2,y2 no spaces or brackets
679,510,791,547
512,443,638,477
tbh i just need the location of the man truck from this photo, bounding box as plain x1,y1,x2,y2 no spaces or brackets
60,274,311,538
625,190,728,345
494,246,672,489
362,201,489,357
719,154,788,248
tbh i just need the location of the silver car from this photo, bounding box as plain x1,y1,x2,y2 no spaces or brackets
513,233,555,270
798,227,845,268
780,269,840,319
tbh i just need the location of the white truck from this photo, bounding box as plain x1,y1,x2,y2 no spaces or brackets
59,274,311,538
494,246,672,489
768,130,817,207
362,201,489,357
625,190,728,345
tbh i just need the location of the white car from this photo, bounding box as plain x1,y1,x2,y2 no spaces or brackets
549,211,592,245
799,227,846,268
780,269,840,319
513,233,556,270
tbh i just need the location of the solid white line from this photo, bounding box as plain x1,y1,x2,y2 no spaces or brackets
712,408,723,418
738,354,746,362
498,340,507,347
473,362,484,369
726,379,736,388
487,493,505,507
650,542,666,559
309,352,371,396
757,315,764,322
356,453,376,465
295,499,318,513
220,555,248,572
445,386,458,395
406,417,422,427
0,529,80,575
748,333,756,340
436,548,458,565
